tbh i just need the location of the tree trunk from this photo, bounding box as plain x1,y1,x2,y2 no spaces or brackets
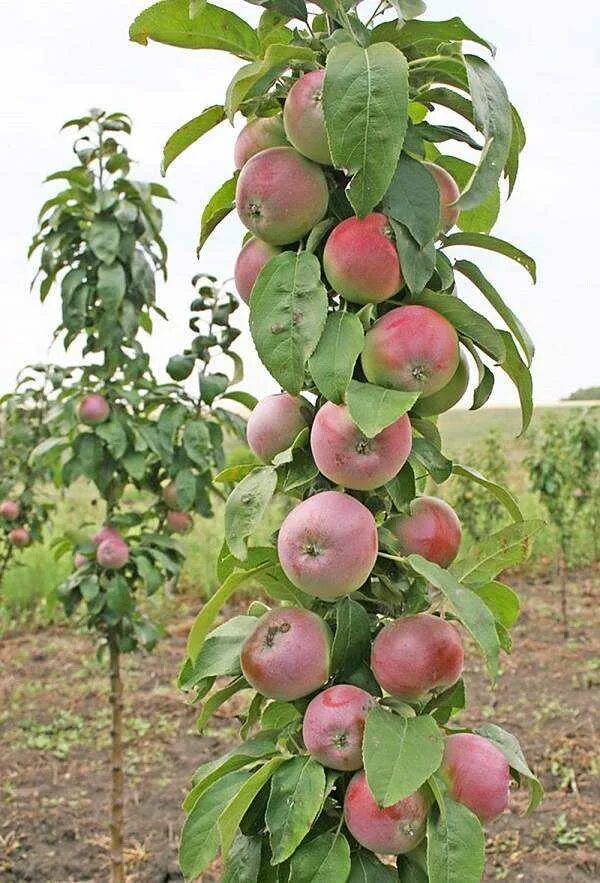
558,546,569,639
108,636,125,883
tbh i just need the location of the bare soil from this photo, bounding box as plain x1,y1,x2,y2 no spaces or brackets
0,567,598,882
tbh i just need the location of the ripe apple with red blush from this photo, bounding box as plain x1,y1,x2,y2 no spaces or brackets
236,146,329,245
240,607,331,701
77,393,110,425
233,115,288,169
388,496,462,567
234,237,281,304
424,161,461,233
412,349,469,417
0,499,21,520
362,305,459,395
92,525,123,546
277,490,378,599
302,685,376,770
323,213,403,304
344,771,429,855
96,538,129,570
167,510,193,534
9,527,31,548
246,393,312,463
441,733,511,822
283,69,331,165
310,402,412,490
371,613,464,700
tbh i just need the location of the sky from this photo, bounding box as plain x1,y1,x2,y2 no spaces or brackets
1,0,599,405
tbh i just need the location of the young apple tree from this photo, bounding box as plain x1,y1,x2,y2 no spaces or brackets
130,2,543,880
29,110,242,883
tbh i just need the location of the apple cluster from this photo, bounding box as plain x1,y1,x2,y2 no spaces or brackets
0,498,31,548
227,73,510,858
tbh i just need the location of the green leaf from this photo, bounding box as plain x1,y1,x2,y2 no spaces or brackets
266,756,326,864
505,104,526,197
186,735,278,810
306,218,335,254
442,232,536,283
249,251,328,395
308,312,364,404
435,156,499,234
167,354,195,381
331,597,372,677
183,420,211,467
372,17,494,55
410,437,452,484
186,561,275,660
289,831,351,882
382,154,440,246
409,290,505,363
427,797,485,883
106,576,133,615
200,372,229,405
262,700,301,731
88,218,120,263
397,851,428,883
95,419,128,459
162,105,225,174
122,451,146,480
219,756,286,858
214,463,258,484
222,833,262,883
454,260,534,365
221,390,258,411
386,461,416,508
455,56,512,211
324,41,409,217
225,44,317,121
472,581,520,629
349,849,398,882
179,769,254,880
451,519,544,587
175,468,197,510
407,555,500,680
196,677,249,734
390,221,435,294
473,723,543,813
497,330,534,434
451,463,523,522
363,707,443,806
97,262,126,310
198,174,237,253
423,679,466,725
346,380,418,439
191,615,257,680
130,0,261,60
395,0,427,20
224,466,277,560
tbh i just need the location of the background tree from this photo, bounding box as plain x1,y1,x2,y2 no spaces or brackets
527,410,600,636
449,431,510,542
29,110,242,883
0,364,68,584
129,1,544,880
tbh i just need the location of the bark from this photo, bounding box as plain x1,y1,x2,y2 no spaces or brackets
108,636,125,883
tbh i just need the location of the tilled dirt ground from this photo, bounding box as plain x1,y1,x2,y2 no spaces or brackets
0,567,598,882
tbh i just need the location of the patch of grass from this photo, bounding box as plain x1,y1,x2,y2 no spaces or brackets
15,709,86,760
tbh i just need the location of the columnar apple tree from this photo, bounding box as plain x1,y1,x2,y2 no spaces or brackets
29,110,242,883
130,2,543,880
